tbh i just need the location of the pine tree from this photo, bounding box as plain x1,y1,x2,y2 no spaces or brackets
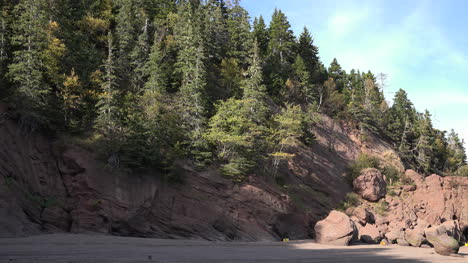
115,0,139,75
271,104,304,172
130,17,150,93
206,40,270,180
7,0,50,113
328,58,346,92
263,9,296,98
175,1,209,162
297,27,319,79
0,2,12,93
253,15,268,58
226,1,252,67
447,129,467,172
267,9,295,65
290,55,313,103
415,110,435,174
95,33,121,163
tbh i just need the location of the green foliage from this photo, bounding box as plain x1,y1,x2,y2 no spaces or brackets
347,154,381,182
337,192,360,211
455,165,468,177
1,0,465,180
374,200,389,216
382,165,401,185
400,176,415,186
270,104,305,171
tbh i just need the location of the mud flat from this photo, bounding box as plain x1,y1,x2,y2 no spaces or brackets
0,234,467,263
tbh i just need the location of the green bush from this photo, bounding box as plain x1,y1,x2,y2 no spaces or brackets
347,154,380,182
374,201,389,216
382,165,401,185
400,176,415,186
337,192,360,211
455,165,468,177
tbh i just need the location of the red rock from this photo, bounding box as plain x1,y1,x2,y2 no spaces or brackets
425,225,460,256
314,210,356,246
405,170,424,186
405,228,426,247
353,168,387,202
359,223,381,244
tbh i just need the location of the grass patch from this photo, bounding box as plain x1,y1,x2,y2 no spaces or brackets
374,200,389,216
337,192,360,211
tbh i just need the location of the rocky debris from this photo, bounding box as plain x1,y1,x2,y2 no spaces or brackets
425,225,460,256
441,220,464,244
359,223,381,244
402,185,416,192
405,170,424,186
353,168,386,202
348,169,467,257
385,229,404,244
347,207,373,226
397,238,410,246
405,228,426,247
315,210,356,246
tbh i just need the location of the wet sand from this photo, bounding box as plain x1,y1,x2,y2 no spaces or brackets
0,234,467,263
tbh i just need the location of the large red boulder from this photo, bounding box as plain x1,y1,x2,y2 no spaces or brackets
314,210,356,246
425,225,460,256
353,168,387,202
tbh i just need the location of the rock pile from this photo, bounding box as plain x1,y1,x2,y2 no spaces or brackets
341,169,467,256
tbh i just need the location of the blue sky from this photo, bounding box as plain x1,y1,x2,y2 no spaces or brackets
243,0,468,147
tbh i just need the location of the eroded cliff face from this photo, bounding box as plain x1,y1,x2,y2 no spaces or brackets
0,105,403,240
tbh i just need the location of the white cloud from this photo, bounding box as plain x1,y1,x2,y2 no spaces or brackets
328,10,370,38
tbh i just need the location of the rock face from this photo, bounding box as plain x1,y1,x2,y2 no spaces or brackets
315,210,356,246
425,225,460,256
1,106,406,240
353,168,387,202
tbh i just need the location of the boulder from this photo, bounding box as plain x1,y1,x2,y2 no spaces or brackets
353,168,386,202
385,229,404,243
359,223,381,244
441,220,463,243
314,210,356,246
397,238,410,246
405,170,424,186
349,207,373,225
425,225,460,256
405,228,426,247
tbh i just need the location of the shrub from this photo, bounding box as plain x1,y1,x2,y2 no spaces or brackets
387,188,397,197
382,165,401,185
400,176,415,186
455,165,468,177
374,201,389,216
337,192,360,211
347,154,380,182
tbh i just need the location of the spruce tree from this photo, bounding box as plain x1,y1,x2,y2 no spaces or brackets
415,110,435,174
264,9,296,98
253,15,269,58
115,0,139,75
328,58,346,92
7,0,49,113
95,32,121,163
297,27,320,78
206,40,270,180
226,1,252,67
130,17,150,93
175,1,209,162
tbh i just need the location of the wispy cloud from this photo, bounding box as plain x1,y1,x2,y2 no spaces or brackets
328,9,370,38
